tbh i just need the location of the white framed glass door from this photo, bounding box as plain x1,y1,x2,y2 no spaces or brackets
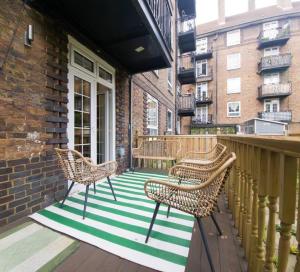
196,60,208,77
264,99,279,112
264,47,279,57
196,38,207,54
264,73,280,85
196,106,208,122
263,21,278,39
196,83,208,99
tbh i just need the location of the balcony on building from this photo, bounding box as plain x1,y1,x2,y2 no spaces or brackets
195,94,213,105
177,0,196,18
178,54,196,85
191,114,213,126
258,53,292,74
194,46,213,61
258,25,290,49
258,111,292,122
257,82,292,99
196,66,213,82
177,93,195,116
178,15,196,54
29,0,172,73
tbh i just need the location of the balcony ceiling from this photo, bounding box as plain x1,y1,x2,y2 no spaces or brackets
28,0,172,73
177,0,196,17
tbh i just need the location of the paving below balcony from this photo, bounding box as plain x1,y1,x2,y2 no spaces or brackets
0,169,247,272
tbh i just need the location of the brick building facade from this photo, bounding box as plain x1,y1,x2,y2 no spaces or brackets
179,0,300,135
0,0,176,226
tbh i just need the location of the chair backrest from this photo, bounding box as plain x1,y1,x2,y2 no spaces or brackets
140,140,181,158
55,148,92,183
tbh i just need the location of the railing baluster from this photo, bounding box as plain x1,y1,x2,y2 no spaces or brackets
278,155,297,271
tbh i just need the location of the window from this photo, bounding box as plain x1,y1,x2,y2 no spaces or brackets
264,73,280,84
227,78,241,94
99,66,112,83
167,68,172,90
195,106,208,122
264,47,279,57
196,60,207,77
196,37,208,54
227,53,241,70
227,29,240,46
196,83,208,99
147,95,158,135
263,21,278,39
227,102,241,117
74,51,94,73
264,99,279,112
167,110,173,131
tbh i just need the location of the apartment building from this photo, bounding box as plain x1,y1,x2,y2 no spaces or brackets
0,0,179,226
178,0,300,135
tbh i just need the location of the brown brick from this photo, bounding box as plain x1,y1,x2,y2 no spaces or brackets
0,182,12,190
9,196,30,208
0,195,14,205
7,158,30,167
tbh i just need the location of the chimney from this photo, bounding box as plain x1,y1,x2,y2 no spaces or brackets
278,0,293,10
218,0,225,25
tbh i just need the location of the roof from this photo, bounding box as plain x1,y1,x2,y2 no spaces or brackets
243,118,287,126
196,2,300,36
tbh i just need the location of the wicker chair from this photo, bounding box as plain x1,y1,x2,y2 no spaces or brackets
55,148,118,219
179,143,227,166
144,152,236,272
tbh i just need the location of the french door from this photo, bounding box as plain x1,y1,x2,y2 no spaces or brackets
264,99,279,112
263,21,278,39
196,106,208,122
196,83,208,99
196,38,207,54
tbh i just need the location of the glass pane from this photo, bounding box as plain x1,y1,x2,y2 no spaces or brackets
74,94,82,111
75,145,82,153
83,113,90,128
74,76,82,94
82,81,91,97
83,145,91,158
74,51,94,73
83,97,90,112
99,66,112,83
82,129,91,144
75,111,82,127
75,129,82,145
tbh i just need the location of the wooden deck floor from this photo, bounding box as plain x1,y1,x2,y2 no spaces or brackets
53,195,247,272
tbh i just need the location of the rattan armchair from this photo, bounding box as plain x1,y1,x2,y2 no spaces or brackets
179,143,227,166
55,148,117,219
144,152,236,272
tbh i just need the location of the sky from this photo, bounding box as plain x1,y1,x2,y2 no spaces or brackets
196,0,300,25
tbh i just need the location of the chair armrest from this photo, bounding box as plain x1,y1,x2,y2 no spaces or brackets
168,164,211,183
92,161,118,176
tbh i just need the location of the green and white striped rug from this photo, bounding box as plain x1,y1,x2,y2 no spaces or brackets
30,172,195,272
0,221,79,272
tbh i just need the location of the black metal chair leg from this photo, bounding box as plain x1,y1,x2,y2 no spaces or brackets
93,182,96,194
196,217,215,272
167,205,171,218
83,185,90,219
211,213,223,236
107,176,117,201
60,182,75,207
145,202,160,243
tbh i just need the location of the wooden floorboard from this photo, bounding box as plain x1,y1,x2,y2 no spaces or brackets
0,195,247,272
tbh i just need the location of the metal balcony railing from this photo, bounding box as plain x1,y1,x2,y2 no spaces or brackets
177,93,195,113
145,0,172,51
258,111,292,122
192,114,213,125
258,25,290,46
258,53,292,73
195,94,213,104
195,46,213,60
258,82,292,99
178,15,195,34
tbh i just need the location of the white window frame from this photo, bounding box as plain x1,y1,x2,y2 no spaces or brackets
196,60,208,77
264,47,279,57
227,101,241,117
196,82,208,99
263,21,279,39
195,106,208,122
167,68,172,90
264,73,280,85
227,77,241,94
167,109,173,131
147,94,158,132
227,29,240,46
227,53,241,70
264,99,280,112
196,37,208,54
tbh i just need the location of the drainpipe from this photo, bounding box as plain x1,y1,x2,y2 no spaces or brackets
128,74,133,170
214,34,218,124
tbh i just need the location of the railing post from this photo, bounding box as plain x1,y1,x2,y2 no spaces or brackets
239,144,246,240
255,149,268,271
249,147,260,271
278,155,297,272
234,142,241,230
264,152,280,272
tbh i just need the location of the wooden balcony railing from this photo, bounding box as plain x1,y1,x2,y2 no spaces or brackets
258,54,292,73
258,82,292,99
219,135,300,272
135,134,300,271
145,0,172,51
177,93,195,115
